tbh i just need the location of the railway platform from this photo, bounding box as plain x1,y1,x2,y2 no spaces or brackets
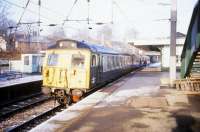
0,74,42,88
0,75,42,107
30,70,200,132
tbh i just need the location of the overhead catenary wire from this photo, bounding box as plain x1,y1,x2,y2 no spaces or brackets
18,0,67,18
2,0,88,39
112,0,135,25
3,0,130,34
3,0,87,25
3,0,111,28
2,0,60,24
38,0,41,25
37,0,41,42
14,0,31,32
87,0,90,25
62,0,79,26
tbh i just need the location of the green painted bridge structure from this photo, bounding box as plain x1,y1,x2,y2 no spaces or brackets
181,0,200,78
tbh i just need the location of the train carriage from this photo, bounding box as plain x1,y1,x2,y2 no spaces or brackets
42,39,142,105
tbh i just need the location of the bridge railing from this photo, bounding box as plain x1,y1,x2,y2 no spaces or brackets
181,1,200,78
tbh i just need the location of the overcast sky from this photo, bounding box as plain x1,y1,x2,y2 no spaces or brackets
5,0,198,41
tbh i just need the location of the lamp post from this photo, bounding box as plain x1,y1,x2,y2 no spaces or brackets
170,0,177,87
158,1,177,87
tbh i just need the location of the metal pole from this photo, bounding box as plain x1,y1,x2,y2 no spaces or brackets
170,0,177,87
38,0,41,51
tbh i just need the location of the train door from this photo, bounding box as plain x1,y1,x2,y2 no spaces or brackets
91,54,99,87
69,53,88,89
98,54,103,83
32,55,40,73
96,54,101,83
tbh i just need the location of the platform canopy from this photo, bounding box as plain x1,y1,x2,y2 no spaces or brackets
129,38,185,46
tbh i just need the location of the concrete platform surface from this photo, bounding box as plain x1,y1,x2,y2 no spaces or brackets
0,75,42,88
30,71,200,132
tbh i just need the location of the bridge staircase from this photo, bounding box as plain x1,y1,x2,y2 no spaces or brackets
181,0,200,78
175,1,200,91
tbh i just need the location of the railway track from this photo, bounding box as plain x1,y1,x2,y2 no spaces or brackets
0,94,59,132
0,92,42,108
0,99,61,132
0,94,50,119
1,68,143,131
5,105,63,132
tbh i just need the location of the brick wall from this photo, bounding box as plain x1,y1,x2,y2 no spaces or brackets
15,41,48,53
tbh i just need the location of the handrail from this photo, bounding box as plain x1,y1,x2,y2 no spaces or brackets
181,1,199,59
180,0,200,78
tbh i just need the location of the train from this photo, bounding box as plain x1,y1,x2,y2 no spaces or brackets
42,39,149,105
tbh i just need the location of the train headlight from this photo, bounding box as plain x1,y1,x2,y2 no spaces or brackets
51,88,55,93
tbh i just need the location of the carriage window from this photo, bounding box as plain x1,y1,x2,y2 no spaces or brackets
120,56,123,67
117,56,120,67
24,56,29,65
47,54,58,66
72,54,85,68
103,55,108,72
92,55,96,67
107,56,112,70
112,56,115,69
114,56,117,67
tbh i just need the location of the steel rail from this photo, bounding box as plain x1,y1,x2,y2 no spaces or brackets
5,105,63,132
0,94,51,119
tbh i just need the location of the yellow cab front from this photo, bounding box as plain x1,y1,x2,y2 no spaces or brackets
42,49,90,93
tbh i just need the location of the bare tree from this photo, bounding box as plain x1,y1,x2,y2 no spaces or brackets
0,2,14,35
0,2,16,51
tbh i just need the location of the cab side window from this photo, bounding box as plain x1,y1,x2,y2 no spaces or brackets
72,54,85,68
24,56,29,65
47,54,58,66
92,55,96,67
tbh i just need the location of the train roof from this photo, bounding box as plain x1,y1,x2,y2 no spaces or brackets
87,43,119,54
48,39,123,54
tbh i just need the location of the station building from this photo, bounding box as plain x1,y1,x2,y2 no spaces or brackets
129,33,186,70
9,53,44,73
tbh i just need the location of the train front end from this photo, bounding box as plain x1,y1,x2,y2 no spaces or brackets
42,42,90,105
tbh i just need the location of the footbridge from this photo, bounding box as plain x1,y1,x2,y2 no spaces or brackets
181,1,200,78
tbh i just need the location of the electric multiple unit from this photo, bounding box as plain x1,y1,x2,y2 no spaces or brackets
42,39,147,105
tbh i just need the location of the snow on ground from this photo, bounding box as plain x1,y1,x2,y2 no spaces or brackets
95,72,163,107
0,75,42,88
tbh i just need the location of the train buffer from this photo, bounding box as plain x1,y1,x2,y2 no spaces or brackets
30,71,200,132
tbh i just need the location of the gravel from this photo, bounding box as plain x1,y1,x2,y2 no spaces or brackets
0,100,59,131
